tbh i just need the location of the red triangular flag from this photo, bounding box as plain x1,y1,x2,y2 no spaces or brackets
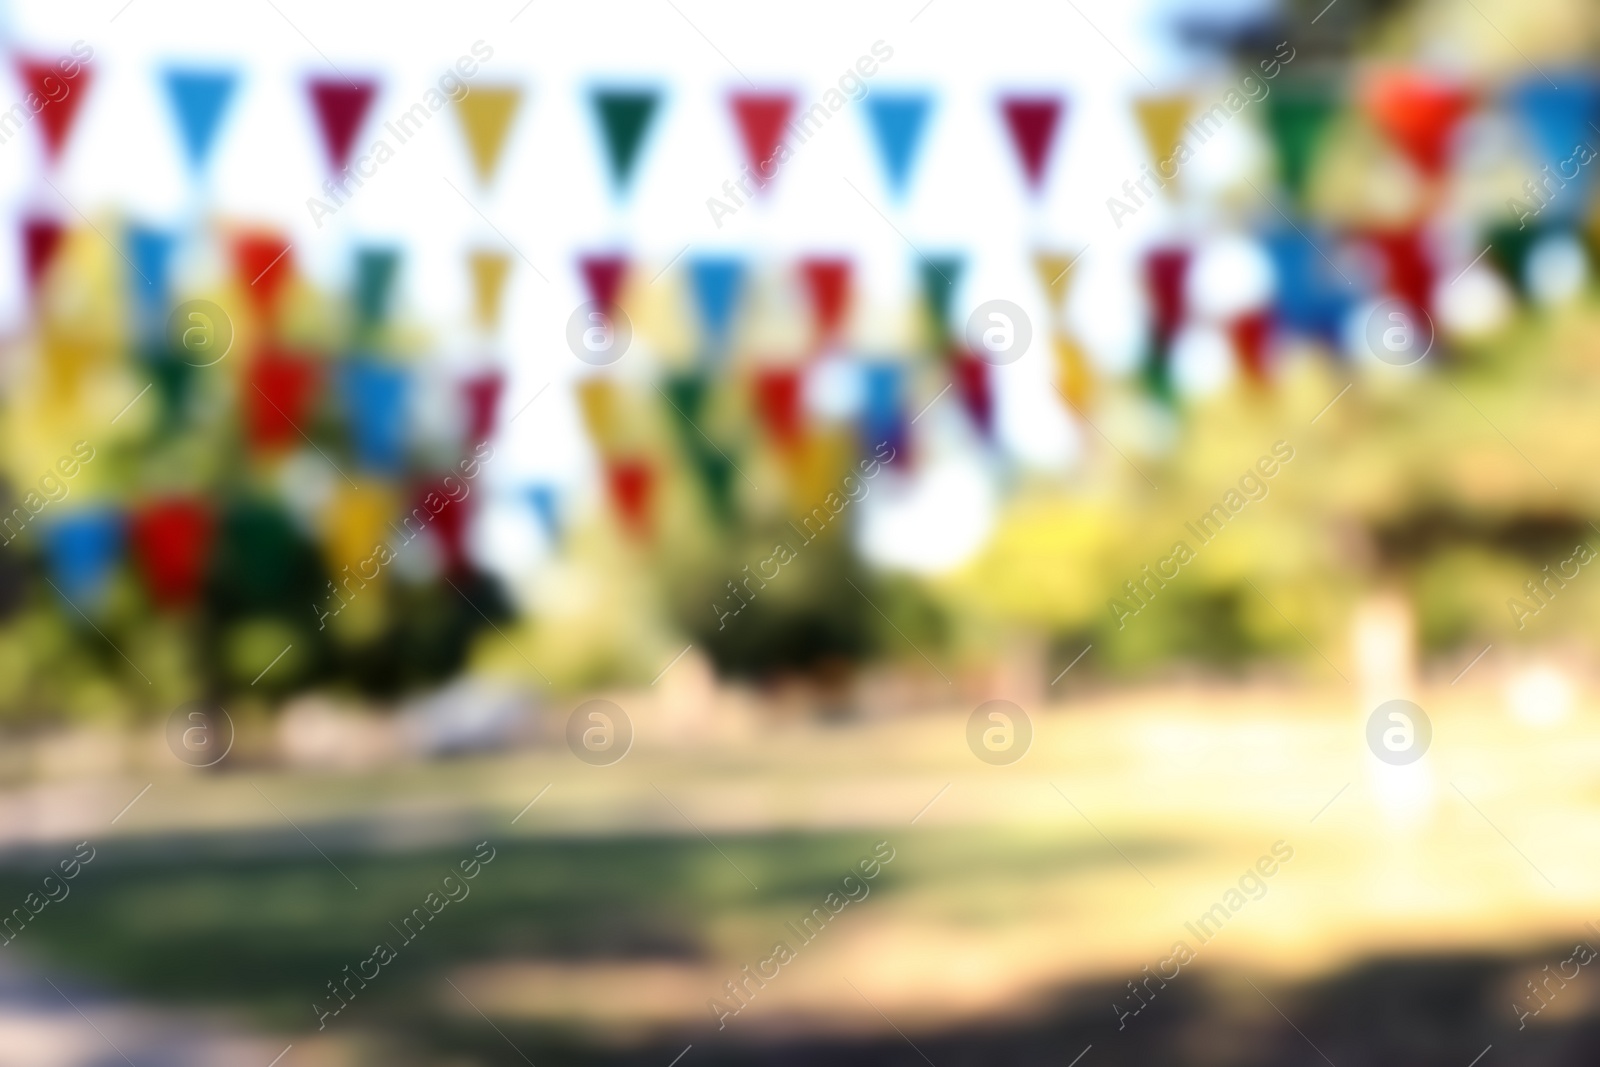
307,78,378,173
1144,246,1191,348
461,371,504,444
415,475,474,575
1228,311,1273,384
799,257,851,350
1363,70,1473,178
17,57,92,165
579,254,628,316
1000,95,1065,193
753,367,804,450
1361,226,1435,318
952,351,994,437
22,216,65,297
246,348,320,452
233,232,294,320
130,498,214,609
729,92,795,193
606,457,653,539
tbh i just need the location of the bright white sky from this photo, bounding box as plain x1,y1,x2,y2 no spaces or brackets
0,0,1273,578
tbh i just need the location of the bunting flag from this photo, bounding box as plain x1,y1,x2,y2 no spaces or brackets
42,509,123,610
324,482,397,578
1507,76,1600,215
461,371,503,445
863,92,932,199
22,216,65,299
920,255,964,348
729,91,796,193
130,498,214,609
592,88,660,193
1362,69,1473,178
415,474,473,574
526,484,561,544
1228,310,1273,384
1265,228,1353,345
126,224,174,332
354,247,400,331
575,377,620,453
341,360,409,474
1052,333,1093,410
1143,246,1190,399
688,256,744,356
579,253,628,315
798,256,851,350
1359,226,1435,318
605,457,653,539
163,68,237,173
148,346,196,432
999,94,1065,194
454,85,523,186
1033,249,1081,317
753,366,805,451
1133,94,1193,189
468,250,512,331
214,499,312,612
232,231,294,321
661,370,710,453
1485,221,1545,297
952,351,993,437
307,77,378,173
246,348,320,452
861,361,907,461
17,55,93,165
1264,83,1339,202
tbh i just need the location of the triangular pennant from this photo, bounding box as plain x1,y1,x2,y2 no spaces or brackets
163,68,237,172
606,457,653,539
576,377,620,454
798,256,851,350
1265,228,1352,345
753,367,805,450
661,371,709,452
526,485,561,544
592,88,661,192
1133,94,1193,185
952,351,993,437
42,509,123,611
307,77,378,173
22,216,65,298
1033,250,1082,315
863,92,932,198
17,55,92,165
1052,333,1093,410
1228,311,1273,384
353,246,400,330
688,256,745,354
468,249,512,331
130,498,214,609
861,362,907,461
127,224,175,329
1144,245,1190,349
412,474,473,574
246,348,320,452
454,85,522,186
919,255,964,347
729,91,796,193
579,253,629,315
1507,75,1600,216
1000,94,1065,193
461,371,504,445
1486,220,1545,297
1264,83,1338,202
232,231,294,320
1359,226,1434,319
341,360,409,474
1362,69,1473,178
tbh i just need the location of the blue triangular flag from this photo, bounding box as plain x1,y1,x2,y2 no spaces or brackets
526,485,560,544
126,224,174,331
688,256,744,356
164,69,238,172
43,509,124,611
1265,229,1352,346
1507,74,1600,218
341,360,410,473
864,92,932,198
861,361,907,461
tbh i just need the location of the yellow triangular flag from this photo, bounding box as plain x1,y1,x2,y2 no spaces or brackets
468,250,511,331
1033,250,1083,316
1052,333,1093,411
1133,94,1194,189
455,86,523,186
576,377,620,455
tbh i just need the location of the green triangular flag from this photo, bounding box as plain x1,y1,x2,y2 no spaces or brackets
1486,222,1546,297
1263,84,1337,203
919,255,963,350
354,247,399,331
593,89,660,193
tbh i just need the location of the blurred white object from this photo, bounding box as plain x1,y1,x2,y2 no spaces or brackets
1505,663,1572,727
398,677,536,757
1352,590,1435,829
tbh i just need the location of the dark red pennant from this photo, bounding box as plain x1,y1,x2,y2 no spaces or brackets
22,216,64,297
1362,227,1434,318
729,92,795,191
246,348,320,452
798,257,851,350
307,78,378,173
579,254,628,315
753,367,804,450
1000,95,1064,193
17,56,92,165
1144,246,1191,348
606,457,653,539
233,232,294,320
952,351,993,437
417,477,473,575
1228,310,1273,384
130,498,214,609
461,371,504,444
